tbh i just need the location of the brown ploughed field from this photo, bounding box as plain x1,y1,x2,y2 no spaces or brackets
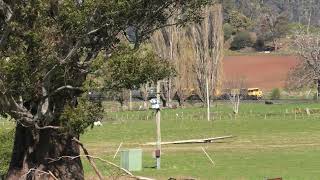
223,55,299,90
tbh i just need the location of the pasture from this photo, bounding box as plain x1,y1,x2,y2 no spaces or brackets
1,101,320,179
80,101,320,179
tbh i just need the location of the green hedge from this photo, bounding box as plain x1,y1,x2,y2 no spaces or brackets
230,31,254,50
270,88,281,100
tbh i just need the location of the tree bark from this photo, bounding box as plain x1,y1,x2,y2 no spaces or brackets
160,95,167,108
140,83,149,110
143,101,148,110
273,39,278,51
7,124,84,180
176,94,185,107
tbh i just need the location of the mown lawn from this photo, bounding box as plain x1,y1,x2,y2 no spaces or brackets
81,102,320,180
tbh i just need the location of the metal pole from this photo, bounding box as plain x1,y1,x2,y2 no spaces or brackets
156,81,161,169
206,77,210,121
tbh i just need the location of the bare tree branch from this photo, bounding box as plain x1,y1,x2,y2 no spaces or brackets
34,123,63,130
288,33,320,89
72,138,104,180
21,168,58,180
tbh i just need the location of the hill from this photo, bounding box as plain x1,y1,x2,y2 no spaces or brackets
224,0,320,26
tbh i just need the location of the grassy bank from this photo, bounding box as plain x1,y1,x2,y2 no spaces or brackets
81,102,320,179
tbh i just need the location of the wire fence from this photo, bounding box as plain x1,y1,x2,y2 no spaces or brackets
105,107,320,122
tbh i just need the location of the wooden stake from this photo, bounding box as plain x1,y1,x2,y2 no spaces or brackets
113,142,123,159
201,147,215,167
72,138,104,180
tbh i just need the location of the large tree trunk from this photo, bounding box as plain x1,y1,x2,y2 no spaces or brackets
176,92,185,107
7,124,83,180
160,95,167,108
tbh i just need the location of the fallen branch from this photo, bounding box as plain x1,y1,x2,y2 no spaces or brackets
48,171,58,180
35,123,63,130
47,154,154,180
72,138,104,180
143,135,234,146
21,168,58,180
71,138,154,180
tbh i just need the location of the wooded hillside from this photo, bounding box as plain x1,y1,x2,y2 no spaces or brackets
223,0,320,26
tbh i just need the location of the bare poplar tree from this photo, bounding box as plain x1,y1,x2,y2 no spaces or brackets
151,4,224,109
151,23,198,107
150,29,175,107
189,4,224,104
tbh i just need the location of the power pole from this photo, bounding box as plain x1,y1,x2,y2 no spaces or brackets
156,81,161,169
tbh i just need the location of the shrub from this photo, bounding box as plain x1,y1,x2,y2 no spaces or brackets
223,23,234,41
270,88,281,100
313,93,319,100
230,31,254,50
228,10,252,32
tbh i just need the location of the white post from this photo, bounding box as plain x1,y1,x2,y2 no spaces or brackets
206,77,210,121
156,81,161,169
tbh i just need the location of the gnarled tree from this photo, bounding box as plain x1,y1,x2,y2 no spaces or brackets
0,0,213,179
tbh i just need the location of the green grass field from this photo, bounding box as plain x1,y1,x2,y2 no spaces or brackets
79,102,320,180
1,102,320,179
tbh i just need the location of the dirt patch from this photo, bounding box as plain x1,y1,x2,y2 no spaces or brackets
223,55,299,91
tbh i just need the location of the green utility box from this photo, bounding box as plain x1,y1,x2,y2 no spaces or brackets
120,149,142,171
